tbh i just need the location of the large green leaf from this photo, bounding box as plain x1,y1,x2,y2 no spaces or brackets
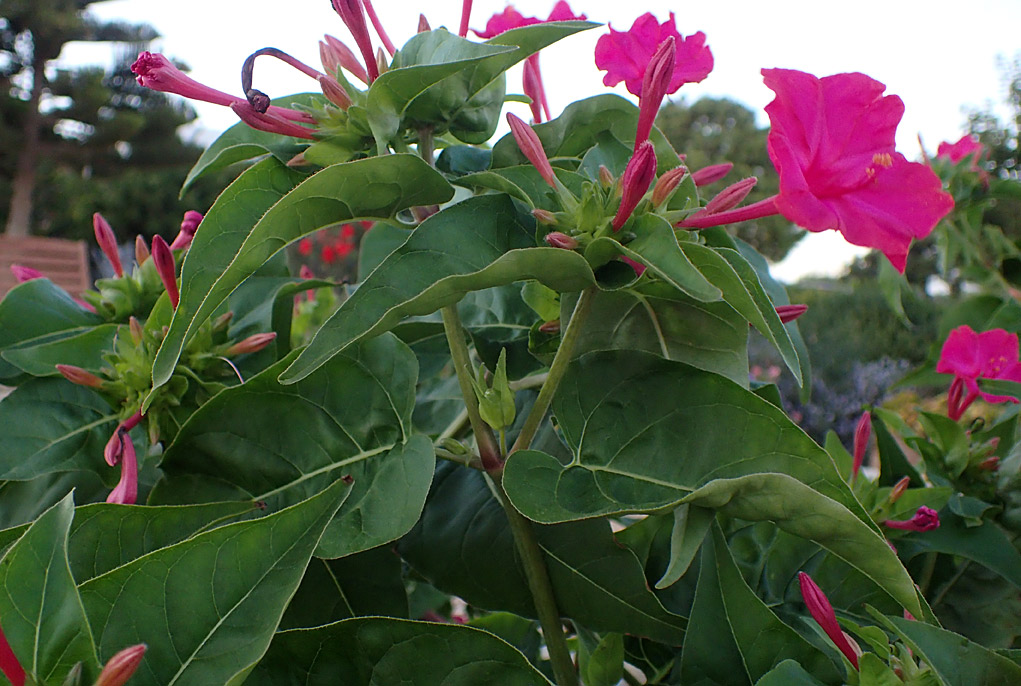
246,617,551,685
0,494,99,684
181,92,323,193
281,194,597,384
78,479,350,686
502,351,859,523
0,279,102,383
680,474,923,618
754,660,828,686
153,335,432,559
1,324,118,377
399,464,687,645
0,379,117,481
0,471,108,531
149,154,452,401
566,283,749,385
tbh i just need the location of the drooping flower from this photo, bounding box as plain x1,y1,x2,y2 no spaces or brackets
937,134,985,168
681,70,954,273
852,410,871,478
612,141,657,231
595,12,713,97
937,325,1021,419
798,572,861,669
170,210,203,250
106,429,138,505
884,506,940,532
95,644,147,686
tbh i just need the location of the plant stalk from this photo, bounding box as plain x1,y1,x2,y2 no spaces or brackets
511,287,595,454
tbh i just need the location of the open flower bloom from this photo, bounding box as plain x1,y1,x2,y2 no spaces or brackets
595,12,712,97
937,325,1021,419
681,69,954,273
937,134,985,168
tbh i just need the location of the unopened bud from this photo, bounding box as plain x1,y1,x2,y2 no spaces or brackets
134,235,150,266
703,177,757,214
323,34,369,84
538,320,561,334
888,475,911,503
418,14,431,32
225,332,277,356
978,455,1000,471
94,213,124,277
612,141,657,231
94,644,146,686
56,364,104,389
690,162,733,187
543,231,578,250
507,113,556,187
439,438,468,455
798,572,860,669
60,661,82,686
775,304,808,323
469,349,516,431
852,410,871,478
319,40,341,75
635,36,675,147
11,264,43,282
318,75,352,109
376,47,388,77
651,166,688,207
286,151,310,167
212,311,234,335
532,208,557,226
129,316,144,345
598,165,615,189
150,235,179,309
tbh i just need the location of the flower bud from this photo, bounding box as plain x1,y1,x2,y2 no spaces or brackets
418,14,431,32
134,235,150,266
94,644,146,686
978,455,1000,471
775,304,808,323
10,264,43,282
318,75,352,109
94,213,124,277
376,47,388,77
128,316,144,346
323,34,369,84
211,311,234,335
543,232,578,250
690,162,733,187
852,411,871,478
56,364,104,389
884,506,940,532
798,572,860,669
506,113,556,187
651,166,687,207
468,349,516,432
635,36,675,147
225,332,278,356
538,320,561,334
703,177,757,214
888,475,911,503
598,165,615,190
150,235,179,309
612,141,657,231
531,208,557,226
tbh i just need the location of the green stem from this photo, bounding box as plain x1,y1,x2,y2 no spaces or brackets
441,305,501,470
417,126,435,166
511,287,596,454
490,476,578,686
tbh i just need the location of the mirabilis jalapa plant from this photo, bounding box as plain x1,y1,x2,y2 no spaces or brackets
3,1,1019,684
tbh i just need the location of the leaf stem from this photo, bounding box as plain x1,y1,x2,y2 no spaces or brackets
511,287,595,454
489,475,579,686
417,126,435,166
441,305,502,470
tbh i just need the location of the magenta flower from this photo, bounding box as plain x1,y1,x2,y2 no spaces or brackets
884,506,940,532
612,141,657,231
170,210,203,250
690,162,733,187
94,212,123,277
474,5,538,37
10,264,43,282
775,304,808,324
0,620,24,686
151,235,179,310
507,113,556,187
937,134,985,168
459,1,473,37
937,326,1021,419
595,12,712,97
331,0,379,82
634,36,675,148
798,572,861,669
852,410,871,478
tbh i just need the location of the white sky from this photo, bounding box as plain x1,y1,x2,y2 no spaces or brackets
58,0,1021,281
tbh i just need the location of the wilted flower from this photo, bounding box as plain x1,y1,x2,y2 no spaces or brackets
106,430,138,505
884,506,940,532
170,210,203,250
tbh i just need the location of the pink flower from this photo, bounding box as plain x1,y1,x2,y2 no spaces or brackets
798,572,861,669
151,235,179,309
94,213,123,277
884,506,940,532
937,134,985,168
298,238,314,256
595,13,713,97
330,0,379,82
937,326,1021,418
56,364,104,389
95,644,147,686
459,1,473,37
507,113,556,187
544,232,579,249
690,162,733,187
225,332,277,356
106,430,138,505
476,2,586,38
170,210,203,250
634,36,675,148
761,69,954,272
775,304,808,323
852,411,871,478
612,141,657,231
10,264,43,282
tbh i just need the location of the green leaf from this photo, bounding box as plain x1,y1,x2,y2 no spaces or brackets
978,378,1021,401
281,194,597,384
895,512,1021,588
874,409,925,487
0,379,117,481
280,547,408,629
1,325,118,378
578,630,625,686
655,504,715,589
858,652,903,686
0,279,102,383
181,92,324,193
246,617,551,685
503,351,861,523
754,660,828,686
78,479,351,686
153,336,432,559
0,494,99,684
66,501,255,583
149,154,452,403
680,474,923,618
399,464,687,645
682,243,802,385
877,258,911,326
879,614,1021,686
0,471,108,531
566,284,749,386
